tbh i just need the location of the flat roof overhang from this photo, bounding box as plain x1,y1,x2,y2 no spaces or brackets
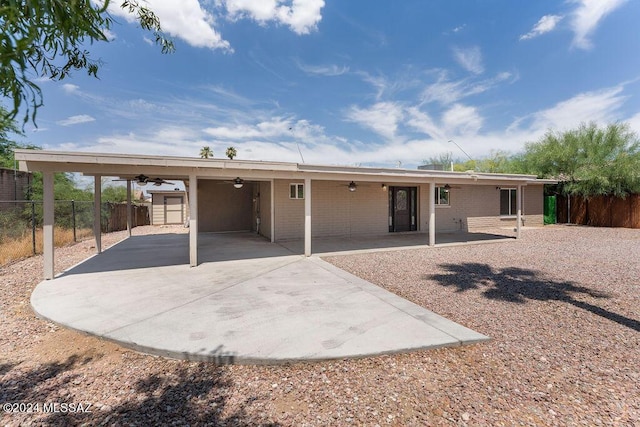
14,149,556,186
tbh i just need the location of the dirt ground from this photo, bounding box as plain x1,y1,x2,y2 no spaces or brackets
1,225,639,426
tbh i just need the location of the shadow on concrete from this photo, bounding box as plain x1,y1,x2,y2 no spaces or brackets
59,232,295,276
280,231,513,255
0,353,278,426
427,263,640,332
59,230,513,277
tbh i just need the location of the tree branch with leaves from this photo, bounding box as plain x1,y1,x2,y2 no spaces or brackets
0,0,174,126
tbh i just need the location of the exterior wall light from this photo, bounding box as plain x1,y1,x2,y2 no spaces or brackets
348,181,357,192
233,177,244,189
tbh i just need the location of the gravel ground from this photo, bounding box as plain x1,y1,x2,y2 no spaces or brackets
1,225,639,426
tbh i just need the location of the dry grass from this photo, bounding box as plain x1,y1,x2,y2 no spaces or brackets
0,227,93,266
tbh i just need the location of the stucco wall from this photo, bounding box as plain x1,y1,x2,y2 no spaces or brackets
198,180,253,232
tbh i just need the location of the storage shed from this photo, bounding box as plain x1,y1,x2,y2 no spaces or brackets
149,190,188,225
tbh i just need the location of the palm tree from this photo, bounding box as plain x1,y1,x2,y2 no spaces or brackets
225,146,237,160
199,146,213,159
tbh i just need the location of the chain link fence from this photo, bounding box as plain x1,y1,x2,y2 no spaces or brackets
0,200,149,266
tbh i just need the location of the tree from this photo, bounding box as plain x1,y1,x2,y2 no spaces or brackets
102,185,128,203
0,105,35,168
1,1,174,125
423,152,453,170
520,122,640,197
199,146,213,159
225,146,237,160
475,150,517,173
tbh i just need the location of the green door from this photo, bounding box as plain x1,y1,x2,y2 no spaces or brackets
544,196,557,224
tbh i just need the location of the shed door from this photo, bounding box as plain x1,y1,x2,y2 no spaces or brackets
164,196,184,224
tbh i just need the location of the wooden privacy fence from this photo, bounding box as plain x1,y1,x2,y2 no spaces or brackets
103,203,150,232
556,194,640,228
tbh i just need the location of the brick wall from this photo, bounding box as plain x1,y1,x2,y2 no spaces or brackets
271,180,545,241
274,179,305,240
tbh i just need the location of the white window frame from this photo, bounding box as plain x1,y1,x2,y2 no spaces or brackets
435,186,450,206
500,188,517,216
289,183,304,199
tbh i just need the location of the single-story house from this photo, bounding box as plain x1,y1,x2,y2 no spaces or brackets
14,150,554,279
148,190,188,226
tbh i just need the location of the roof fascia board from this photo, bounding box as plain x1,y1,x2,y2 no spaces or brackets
15,149,550,184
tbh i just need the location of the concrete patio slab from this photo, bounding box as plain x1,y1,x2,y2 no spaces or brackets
31,232,489,364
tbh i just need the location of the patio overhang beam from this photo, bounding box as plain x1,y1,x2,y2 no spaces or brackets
15,150,550,188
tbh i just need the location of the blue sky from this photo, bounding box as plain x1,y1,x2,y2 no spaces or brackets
24,0,640,169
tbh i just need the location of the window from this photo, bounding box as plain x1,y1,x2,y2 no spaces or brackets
396,189,407,210
435,186,450,205
289,183,304,199
500,188,517,216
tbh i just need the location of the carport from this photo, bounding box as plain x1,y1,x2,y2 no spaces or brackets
15,149,550,280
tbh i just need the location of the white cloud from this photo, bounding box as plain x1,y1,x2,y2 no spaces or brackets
421,71,515,105
204,117,292,139
512,86,626,133
520,14,563,40
103,28,117,41
627,112,640,136
345,102,404,141
106,0,232,51
570,0,628,49
62,83,80,94
296,61,349,76
224,0,325,35
406,107,445,141
442,104,484,136
452,46,484,75
56,115,96,126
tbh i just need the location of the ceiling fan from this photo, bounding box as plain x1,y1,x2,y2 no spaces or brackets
218,177,259,188
336,181,374,192
112,174,174,187
440,183,461,191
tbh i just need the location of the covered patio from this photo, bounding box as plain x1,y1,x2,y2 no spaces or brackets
14,150,548,280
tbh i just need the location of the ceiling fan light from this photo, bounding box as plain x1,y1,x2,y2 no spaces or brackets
233,177,244,189
348,181,357,192
135,174,148,186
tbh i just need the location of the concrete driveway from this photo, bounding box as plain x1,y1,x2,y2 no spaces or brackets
31,232,489,364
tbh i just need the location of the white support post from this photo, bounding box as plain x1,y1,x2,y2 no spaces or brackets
304,177,311,256
270,179,275,243
126,179,132,237
43,171,55,280
189,174,198,267
429,182,436,246
94,176,102,254
516,184,522,239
